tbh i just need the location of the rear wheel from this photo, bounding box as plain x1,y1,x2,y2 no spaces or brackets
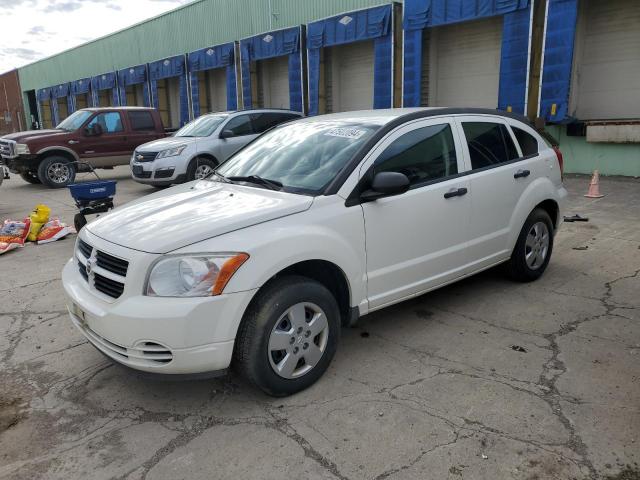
20,170,41,184
507,208,554,282
37,156,76,188
186,157,217,182
234,276,340,396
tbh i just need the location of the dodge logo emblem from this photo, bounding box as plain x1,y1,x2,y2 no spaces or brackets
86,258,96,276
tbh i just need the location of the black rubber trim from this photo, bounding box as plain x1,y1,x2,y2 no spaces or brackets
323,108,535,196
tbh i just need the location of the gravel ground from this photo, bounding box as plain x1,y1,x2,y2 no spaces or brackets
0,169,638,480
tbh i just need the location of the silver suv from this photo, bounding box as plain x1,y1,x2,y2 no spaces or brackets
131,109,302,186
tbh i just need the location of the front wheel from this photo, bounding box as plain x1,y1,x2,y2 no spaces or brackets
37,156,76,188
507,208,554,282
186,157,217,182
234,276,340,396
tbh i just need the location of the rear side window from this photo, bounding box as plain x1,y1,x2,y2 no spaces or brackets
224,115,255,136
252,113,300,134
462,122,519,170
374,124,458,186
128,111,155,131
512,127,539,156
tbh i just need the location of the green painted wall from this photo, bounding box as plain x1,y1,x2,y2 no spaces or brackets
547,125,640,177
18,0,394,92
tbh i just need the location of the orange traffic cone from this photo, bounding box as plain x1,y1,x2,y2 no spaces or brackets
584,170,605,198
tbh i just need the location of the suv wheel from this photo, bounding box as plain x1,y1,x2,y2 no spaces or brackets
20,170,42,184
186,157,217,182
38,156,76,188
234,275,340,396
507,208,554,282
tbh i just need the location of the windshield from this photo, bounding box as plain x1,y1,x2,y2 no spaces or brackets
216,121,379,194
57,110,92,131
175,114,228,137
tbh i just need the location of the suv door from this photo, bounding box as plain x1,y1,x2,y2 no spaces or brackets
358,118,471,309
455,116,540,268
217,114,258,160
80,112,130,167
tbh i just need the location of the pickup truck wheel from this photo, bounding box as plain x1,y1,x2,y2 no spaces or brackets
186,157,217,182
37,156,76,188
234,275,340,396
507,208,554,282
20,170,42,184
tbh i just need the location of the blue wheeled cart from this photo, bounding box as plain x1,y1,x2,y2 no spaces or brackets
67,166,117,231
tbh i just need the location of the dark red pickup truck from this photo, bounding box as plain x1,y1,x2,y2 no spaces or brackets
0,107,166,188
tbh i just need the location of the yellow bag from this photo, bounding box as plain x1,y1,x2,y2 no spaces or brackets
27,204,51,242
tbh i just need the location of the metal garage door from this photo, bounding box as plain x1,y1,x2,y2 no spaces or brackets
125,84,146,107
257,56,289,109
428,16,502,108
330,40,375,112
199,68,227,114
572,0,640,120
166,76,181,128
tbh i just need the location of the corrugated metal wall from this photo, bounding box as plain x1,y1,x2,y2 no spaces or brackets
18,0,395,92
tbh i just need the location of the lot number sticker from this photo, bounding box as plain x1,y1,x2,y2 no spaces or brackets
325,128,366,139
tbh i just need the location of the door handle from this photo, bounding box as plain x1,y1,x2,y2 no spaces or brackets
444,187,468,199
68,140,79,145
514,169,530,179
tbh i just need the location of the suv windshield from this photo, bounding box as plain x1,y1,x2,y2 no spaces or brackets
57,110,93,131
216,121,378,194
175,114,228,137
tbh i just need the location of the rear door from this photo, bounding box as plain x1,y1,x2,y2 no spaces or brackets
126,110,163,152
455,115,539,269
359,117,471,309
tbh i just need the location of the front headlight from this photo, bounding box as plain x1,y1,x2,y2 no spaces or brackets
15,143,30,155
156,145,186,159
145,253,249,297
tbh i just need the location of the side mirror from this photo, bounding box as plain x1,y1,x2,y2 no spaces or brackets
360,171,410,202
219,129,234,139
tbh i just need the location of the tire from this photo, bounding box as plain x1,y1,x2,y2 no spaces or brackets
234,275,341,396
186,157,217,182
37,155,76,188
507,208,554,282
20,170,41,184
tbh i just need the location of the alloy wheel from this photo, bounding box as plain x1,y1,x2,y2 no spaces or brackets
525,221,550,270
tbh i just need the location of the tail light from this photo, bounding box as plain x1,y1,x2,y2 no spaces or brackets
552,146,564,179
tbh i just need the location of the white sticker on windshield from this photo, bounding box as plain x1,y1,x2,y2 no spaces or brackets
325,128,366,139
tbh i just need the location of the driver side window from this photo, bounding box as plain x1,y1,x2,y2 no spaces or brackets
87,112,123,133
374,123,458,187
224,115,254,137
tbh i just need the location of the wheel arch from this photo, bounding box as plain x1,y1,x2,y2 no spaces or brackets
36,146,80,162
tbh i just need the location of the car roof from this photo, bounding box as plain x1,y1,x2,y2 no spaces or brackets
295,107,533,128
83,106,154,112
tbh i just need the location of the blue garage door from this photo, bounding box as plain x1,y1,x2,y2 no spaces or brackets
149,55,189,128
188,42,237,118
240,26,304,112
91,72,119,108
118,65,151,107
403,0,532,114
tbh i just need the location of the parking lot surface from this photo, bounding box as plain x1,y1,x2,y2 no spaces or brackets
0,169,638,480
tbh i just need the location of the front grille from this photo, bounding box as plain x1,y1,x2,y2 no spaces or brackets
134,151,158,162
0,140,15,158
96,250,128,277
76,239,128,299
133,170,152,179
94,273,125,298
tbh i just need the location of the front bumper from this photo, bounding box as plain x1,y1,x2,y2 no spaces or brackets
62,258,257,375
130,157,188,185
2,155,39,173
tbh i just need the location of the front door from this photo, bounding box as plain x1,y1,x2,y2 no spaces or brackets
359,118,472,309
217,113,258,160
80,111,130,167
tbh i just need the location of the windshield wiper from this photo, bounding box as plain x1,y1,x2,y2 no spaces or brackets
228,175,283,191
209,171,231,183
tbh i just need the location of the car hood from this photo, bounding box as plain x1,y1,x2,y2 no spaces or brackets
1,129,67,142
136,136,195,152
86,180,314,254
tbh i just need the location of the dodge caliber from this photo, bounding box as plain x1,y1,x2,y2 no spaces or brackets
62,108,567,396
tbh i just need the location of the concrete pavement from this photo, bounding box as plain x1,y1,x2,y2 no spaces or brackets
0,169,638,479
